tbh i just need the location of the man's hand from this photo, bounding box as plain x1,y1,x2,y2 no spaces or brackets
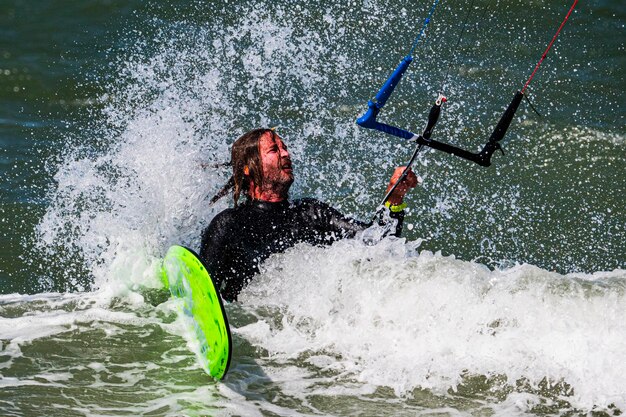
386,166,420,206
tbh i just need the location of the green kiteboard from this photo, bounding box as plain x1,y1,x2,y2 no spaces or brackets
161,245,232,379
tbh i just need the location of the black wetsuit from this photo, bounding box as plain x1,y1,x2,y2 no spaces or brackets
200,198,404,301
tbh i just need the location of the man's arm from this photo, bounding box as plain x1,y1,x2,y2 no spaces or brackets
200,210,240,301
299,198,370,239
385,166,419,207
296,166,417,241
296,198,405,240
379,165,418,237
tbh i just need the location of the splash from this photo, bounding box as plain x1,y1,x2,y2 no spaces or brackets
33,3,376,292
239,237,626,413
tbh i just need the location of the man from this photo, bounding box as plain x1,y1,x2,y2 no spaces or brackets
200,128,418,301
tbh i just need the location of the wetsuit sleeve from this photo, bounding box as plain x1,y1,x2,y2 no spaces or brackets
298,198,405,239
375,206,406,238
313,200,369,239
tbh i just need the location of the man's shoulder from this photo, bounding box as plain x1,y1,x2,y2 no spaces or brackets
293,197,328,208
209,206,242,227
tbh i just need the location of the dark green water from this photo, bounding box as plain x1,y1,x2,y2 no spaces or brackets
1,0,625,415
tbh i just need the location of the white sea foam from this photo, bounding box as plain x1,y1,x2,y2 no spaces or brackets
239,237,626,412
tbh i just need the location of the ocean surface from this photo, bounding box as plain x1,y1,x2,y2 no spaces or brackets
1,0,625,415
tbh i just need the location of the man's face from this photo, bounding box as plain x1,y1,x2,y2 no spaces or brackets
258,131,294,191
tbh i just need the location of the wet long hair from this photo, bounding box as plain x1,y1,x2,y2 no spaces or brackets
209,128,276,207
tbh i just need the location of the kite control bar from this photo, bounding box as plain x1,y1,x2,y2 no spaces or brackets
357,56,524,167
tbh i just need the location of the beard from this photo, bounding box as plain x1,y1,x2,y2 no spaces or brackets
260,158,294,198
261,174,293,198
